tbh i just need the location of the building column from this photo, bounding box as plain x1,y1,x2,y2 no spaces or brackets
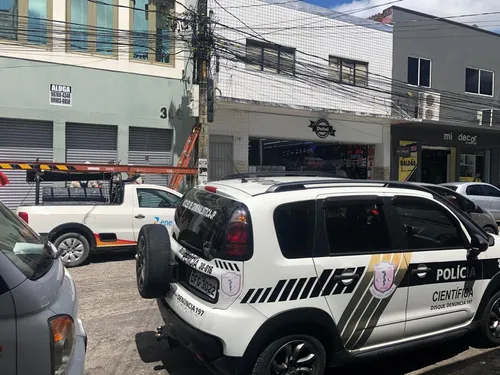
53,121,66,162
373,123,391,180
117,125,129,164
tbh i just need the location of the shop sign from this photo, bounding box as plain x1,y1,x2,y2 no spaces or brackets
443,132,478,145
49,84,72,107
398,141,418,182
309,119,336,139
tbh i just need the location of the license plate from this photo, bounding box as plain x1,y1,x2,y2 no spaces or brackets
189,269,218,299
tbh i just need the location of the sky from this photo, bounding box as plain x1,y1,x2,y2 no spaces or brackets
304,0,500,31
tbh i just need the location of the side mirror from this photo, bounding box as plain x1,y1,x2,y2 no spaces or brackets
468,234,489,260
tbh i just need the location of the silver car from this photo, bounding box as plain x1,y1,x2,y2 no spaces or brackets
414,182,498,235
0,201,87,375
441,182,500,223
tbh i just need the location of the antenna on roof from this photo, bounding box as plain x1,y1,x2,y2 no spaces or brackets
225,154,248,183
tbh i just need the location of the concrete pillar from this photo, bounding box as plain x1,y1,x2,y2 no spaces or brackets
374,124,391,180
117,125,129,164
53,121,66,162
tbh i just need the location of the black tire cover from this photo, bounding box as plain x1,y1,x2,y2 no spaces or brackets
136,224,173,299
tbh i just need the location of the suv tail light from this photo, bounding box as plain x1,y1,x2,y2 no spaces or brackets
18,212,28,223
225,209,250,257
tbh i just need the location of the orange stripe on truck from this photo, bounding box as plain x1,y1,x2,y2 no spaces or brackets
94,234,137,247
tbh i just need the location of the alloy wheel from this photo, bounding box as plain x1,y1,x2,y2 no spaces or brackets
269,340,317,375
489,298,500,338
59,238,85,264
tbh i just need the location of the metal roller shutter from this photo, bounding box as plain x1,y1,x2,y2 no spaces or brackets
66,123,118,191
0,119,53,209
128,127,173,186
66,123,118,164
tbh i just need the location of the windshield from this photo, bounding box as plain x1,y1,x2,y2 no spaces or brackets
0,203,54,279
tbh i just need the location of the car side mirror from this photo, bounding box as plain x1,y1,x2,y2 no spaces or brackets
468,233,489,260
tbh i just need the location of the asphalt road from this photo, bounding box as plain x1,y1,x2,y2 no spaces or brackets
71,252,500,375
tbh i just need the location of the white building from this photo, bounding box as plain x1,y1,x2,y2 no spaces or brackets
208,0,393,180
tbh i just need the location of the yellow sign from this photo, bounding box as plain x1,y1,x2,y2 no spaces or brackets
398,141,418,181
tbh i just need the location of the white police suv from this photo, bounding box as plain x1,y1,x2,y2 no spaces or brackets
135,176,500,375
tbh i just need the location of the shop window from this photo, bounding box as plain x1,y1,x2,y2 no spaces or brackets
460,150,491,183
465,68,493,96
324,202,393,254
274,200,315,259
67,0,117,54
329,56,368,87
130,0,174,64
407,57,431,87
245,39,295,75
392,196,464,250
0,0,51,45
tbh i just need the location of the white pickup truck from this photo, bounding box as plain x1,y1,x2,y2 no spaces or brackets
15,183,183,267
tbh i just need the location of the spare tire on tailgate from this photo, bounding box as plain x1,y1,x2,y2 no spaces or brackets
136,224,174,299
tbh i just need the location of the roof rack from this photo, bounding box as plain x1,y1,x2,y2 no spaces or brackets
265,179,435,194
219,171,345,180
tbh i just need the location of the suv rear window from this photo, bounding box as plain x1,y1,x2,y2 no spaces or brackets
0,202,54,279
174,187,253,260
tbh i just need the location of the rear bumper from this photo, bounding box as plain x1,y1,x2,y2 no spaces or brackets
67,318,87,375
157,298,241,375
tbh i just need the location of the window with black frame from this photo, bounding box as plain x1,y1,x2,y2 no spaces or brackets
245,39,296,75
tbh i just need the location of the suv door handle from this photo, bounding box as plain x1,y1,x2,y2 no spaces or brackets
412,266,432,276
334,274,360,281
135,214,145,219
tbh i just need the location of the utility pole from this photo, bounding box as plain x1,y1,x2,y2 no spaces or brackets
194,0,210,185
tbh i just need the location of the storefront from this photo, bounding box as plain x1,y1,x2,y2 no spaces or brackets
391,123,500,185
208,103,390,181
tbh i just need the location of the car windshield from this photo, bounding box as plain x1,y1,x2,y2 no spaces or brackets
0,202,54,279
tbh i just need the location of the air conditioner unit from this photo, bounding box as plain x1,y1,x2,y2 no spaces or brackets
417,92,441,121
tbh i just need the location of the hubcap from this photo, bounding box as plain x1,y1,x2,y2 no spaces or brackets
58,238,84,264
269,340,317,375
136,238,146,287
489,298,500,338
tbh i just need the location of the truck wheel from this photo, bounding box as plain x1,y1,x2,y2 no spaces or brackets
136,224,173,299
53,232,91,268
478,290,500,347
251,335,326,375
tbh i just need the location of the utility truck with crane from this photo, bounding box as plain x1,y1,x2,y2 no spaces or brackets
0,160,198,267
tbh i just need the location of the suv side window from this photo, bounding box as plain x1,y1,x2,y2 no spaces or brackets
323,201,393,254
392,196,465,250
274,200,315,259
466,185,484,196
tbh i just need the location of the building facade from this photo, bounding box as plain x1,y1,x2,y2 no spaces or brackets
0,0,197,208
208,0,394,181
381,6,500,185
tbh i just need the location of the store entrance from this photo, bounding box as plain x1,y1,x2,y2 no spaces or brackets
421,146,453,184
248,138,369,179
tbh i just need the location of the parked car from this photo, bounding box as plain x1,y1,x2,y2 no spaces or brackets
135,176,499,375
0,200,86,375
412,182,498,234
441,182,500,223
15,183,183,267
